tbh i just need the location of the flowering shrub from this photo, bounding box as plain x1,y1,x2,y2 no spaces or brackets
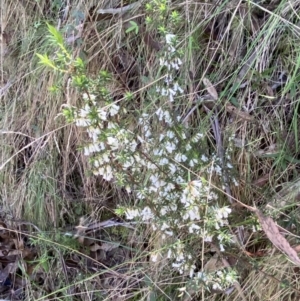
38,2,239,296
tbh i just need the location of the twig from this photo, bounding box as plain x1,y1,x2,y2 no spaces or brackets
204,105,234,204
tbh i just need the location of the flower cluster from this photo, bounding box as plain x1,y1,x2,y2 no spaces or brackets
157,33,184,103
41,19,239,297
66,31,234,288
59,4,236,295
192,268,238,293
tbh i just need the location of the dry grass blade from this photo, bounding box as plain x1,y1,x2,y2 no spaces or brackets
97,1,142,15
255,209,300,266
0,81,12,97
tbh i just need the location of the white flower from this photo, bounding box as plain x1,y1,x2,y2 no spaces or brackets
192,133,204,142
207,191,218,200
189,265,196,278
210,164,222,175
173,82,183,93
169,88,176,96
197,272,207,281
79,104,90,118
147,162,157,170
93,160,100,168
149,175,166,190
165,34,176,44
123,157,134,169
201,154,208,162
129,140,137,152
171,61,179,70
175,153,187,162
153,148,163,156
204,235,213,242
82,93,96,101
212,283,222,291
99,142,105,150
141,206,154,221
169,164,177,174
160,207,167,215
233,178,239,186
188,223,200,233
159,158,169,166
107,136,119,150
165,230,173,236
163,110,173,124
161,222,169,231
83,143,100,156
165,73,173,84
168,45,176,53
166,130,175,139
95,165,113,181
97,108,107,120
101,152,110,163
151,253,159,262
169,92,174,102
156,108,164,120
102,165,113,181
176,58,182,66
164,141,176,153
109,104,120,116
176,176,185,183
125,208,139,220
216,207,232,219
183,207,200,220
189,158,198,167
87,127,101,142
159,58,165,66
172,262,182,269
166,183,175,192
227,162,233,169
82,93,89,100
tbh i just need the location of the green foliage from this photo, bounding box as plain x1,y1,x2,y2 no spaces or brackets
126,21,139,34
36,53,58,70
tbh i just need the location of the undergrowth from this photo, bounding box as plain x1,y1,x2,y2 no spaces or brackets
1,0,300,300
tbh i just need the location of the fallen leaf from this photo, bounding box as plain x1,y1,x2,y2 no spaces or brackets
0,262,17,284
255,209,300,266
253,173,272,187
204,254,225,273
203,78,218,101
225,104,254,121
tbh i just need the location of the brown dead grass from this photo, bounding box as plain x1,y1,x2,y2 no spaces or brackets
1,0,300,300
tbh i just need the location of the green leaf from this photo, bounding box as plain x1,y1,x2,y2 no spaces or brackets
74,57,85,70
36,53,58,70
115,207,126,216
125,21,139,34
47,23,64,45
